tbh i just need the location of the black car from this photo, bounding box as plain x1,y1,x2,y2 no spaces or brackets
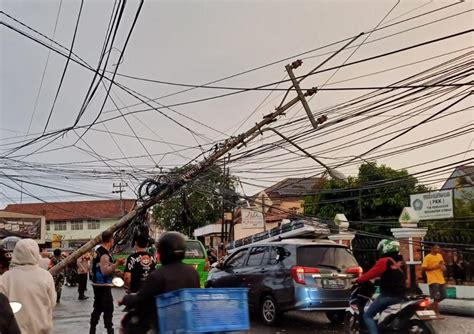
206,239,362,325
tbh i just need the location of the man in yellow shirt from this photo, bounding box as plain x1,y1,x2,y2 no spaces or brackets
422,245,446,318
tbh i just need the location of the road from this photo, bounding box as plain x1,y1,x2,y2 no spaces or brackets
53,283,473,333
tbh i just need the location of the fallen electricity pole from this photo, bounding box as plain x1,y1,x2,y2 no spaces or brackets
49,34,362,275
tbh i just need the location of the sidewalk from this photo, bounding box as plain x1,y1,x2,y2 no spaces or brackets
441,299,474,317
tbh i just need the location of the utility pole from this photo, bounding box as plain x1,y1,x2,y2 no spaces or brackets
113,182,128,215
49,37,362,275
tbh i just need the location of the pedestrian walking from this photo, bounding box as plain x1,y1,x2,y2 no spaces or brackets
124,234,156,293
0,238,56,334
77,250,91,300
49,248,65,303
422,244,447,318
90,231,125,334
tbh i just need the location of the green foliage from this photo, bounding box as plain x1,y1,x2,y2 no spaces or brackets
152,165,238,236
304,162,429,233
454,187,474,218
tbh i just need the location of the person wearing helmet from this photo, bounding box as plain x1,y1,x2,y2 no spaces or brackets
356,239,406,334
118,232,200,333
0,237,21,275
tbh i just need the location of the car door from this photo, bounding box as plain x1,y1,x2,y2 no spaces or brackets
212,248,249,288
240,246,269,308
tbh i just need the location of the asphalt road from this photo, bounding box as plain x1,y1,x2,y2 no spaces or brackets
53,282,474,333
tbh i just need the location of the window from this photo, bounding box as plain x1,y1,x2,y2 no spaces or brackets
87,220,100,229
46,223,50,231
297,246,358,271
225,249,248,269
70,221,84,230
268,247,291,265
185,241,205,259
53,221,67,231
247,247,267,267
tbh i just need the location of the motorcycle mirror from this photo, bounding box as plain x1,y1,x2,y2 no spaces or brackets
112,277,125,287
10,302,22,314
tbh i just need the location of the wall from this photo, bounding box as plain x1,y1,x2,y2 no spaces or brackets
45,219,117,245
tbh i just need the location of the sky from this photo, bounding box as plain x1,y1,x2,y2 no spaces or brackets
0,0,473,209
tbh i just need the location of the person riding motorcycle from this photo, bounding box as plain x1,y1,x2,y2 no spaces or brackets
118,232,200,333
0,237,21,275
355,239,406,334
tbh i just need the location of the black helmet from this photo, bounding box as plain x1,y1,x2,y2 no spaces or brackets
157,232,186,265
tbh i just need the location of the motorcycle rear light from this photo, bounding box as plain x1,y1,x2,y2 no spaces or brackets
291,266,320,285
204,258,210,272
346,266,363,278
418,298,430,308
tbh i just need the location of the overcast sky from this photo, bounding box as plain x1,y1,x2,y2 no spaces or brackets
0,0,472,208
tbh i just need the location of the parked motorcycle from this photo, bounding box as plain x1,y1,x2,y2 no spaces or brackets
344,281,436,334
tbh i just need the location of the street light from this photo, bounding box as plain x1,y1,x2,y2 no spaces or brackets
261,128,347,182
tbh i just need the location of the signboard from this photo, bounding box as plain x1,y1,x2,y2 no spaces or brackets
410,190,454,220
241,208,264,229
0,217,45,243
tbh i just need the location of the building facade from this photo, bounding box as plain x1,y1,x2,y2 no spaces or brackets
4,199,136,248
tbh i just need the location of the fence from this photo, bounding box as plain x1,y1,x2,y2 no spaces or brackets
424,234,474,284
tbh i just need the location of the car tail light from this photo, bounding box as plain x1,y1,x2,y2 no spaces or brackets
291,266,319,285
204,257,210,272
346,266,363,278
418,298,430,308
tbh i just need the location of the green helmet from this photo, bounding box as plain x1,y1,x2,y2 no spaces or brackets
377,239,400,256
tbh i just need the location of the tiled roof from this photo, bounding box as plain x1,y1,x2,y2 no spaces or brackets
262,177,324,198
3,199,136,221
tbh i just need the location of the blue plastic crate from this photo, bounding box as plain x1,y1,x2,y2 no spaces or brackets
156,288,250,333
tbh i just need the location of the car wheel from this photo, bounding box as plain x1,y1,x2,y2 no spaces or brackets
326,310,346,324
260,295,280,326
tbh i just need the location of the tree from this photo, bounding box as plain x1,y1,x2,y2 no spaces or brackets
304,162,429,233
151,165,238,236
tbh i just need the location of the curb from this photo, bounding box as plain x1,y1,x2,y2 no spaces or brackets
440,299,474,317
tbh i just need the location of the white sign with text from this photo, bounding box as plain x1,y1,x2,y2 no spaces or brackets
241,208,265,229
410,190,453,220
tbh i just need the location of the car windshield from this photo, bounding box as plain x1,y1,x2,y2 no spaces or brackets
185,241,205,259
297,246,358,271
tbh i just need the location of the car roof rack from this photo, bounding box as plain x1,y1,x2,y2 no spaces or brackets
227,219,331,251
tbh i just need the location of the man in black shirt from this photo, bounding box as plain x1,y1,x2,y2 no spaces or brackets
124,234,156,293
119,232,200,333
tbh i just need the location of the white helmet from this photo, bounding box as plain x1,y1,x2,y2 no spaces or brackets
377,239,400,256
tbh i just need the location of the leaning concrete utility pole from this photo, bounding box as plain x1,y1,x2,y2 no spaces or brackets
49,34,363,275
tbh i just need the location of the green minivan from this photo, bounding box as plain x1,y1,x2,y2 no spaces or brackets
182,239,209,287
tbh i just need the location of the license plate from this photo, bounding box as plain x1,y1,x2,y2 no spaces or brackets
416,310,436,319
322,279,345,289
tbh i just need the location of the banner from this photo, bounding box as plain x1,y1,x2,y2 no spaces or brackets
241,208,264,229
410,190,454,220
0,216,44,242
